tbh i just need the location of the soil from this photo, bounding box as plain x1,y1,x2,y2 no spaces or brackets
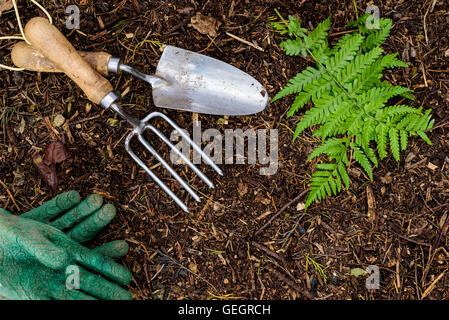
0,0,448,300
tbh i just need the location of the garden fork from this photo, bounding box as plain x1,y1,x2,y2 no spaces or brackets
24,17,222,213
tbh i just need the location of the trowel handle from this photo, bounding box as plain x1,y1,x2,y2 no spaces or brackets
24,17,113,105
11,42,113,77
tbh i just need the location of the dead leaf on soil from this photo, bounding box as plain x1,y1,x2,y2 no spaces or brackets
350,268,367,278
0,0,12,17
296,202,305,211
33,141,71,192
189,12,221,37
380,172,393,184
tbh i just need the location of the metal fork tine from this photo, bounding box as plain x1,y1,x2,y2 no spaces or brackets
125,133,190,213
137,133,201,203
145,125,215,189
143,112,224,176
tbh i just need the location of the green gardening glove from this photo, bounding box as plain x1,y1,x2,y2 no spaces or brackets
0,191,132,300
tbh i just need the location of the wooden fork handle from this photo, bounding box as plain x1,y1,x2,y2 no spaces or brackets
24,17,113,105
12,41,112,77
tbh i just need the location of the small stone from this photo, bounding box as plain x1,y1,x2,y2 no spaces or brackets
296,202,305,211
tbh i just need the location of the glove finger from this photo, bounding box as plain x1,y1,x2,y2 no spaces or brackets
21,191,81,223
50,194,103,231
93,240,129,259
0,208,13,216
65,203,116,243
78,266,132,300
49,286,97,300
18,231,69,270
50,233,132,285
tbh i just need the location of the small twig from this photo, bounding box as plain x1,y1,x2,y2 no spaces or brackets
280,212,306,248
156,250,218,292
225,32,264,52
423,0,437,44
255,189,308,236
0,178,19,211
251,241,294,279
433,212,449,248
421,270,446,299
387,227,431,247
265,265,313,299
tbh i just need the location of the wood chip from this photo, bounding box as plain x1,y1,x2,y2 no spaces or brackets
421,271,446,299
427,162,438,170
366,185,376,222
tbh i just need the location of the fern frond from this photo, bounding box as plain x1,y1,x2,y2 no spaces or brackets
302,15,332,56
338,46,384,84
376,123,389,160
384,105,422,118
389,127,400,161
272,14,434,210
307,137,348,162
362,18,392,51
280,15,331,57
293,95,347,139
400,130,408,151
272,66,322,102
324,33,364,72
287,15,308,37
416,131,432,145
306,159,348,209
281,38,307,56
351,143,374,180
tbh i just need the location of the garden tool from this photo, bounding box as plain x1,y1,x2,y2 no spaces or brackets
22,17,224,213
11,43,269,116
0,191,132,300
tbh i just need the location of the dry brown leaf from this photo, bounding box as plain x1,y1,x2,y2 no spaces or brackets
189,12,221,37
33,141,71,193
0,0,12,16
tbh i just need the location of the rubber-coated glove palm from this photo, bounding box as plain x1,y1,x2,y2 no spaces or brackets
0,191,132,300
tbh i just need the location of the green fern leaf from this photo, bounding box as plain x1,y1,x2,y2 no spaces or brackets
417,131,432,145
351,144,374,180
376,123,389,159
389,127,400,161
307,137,348,162
281,38,307,56
272,66,322,102
303,15,332,55
362,19,392,51
400,130,408,151
287,15,308,37
338,162,350,188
